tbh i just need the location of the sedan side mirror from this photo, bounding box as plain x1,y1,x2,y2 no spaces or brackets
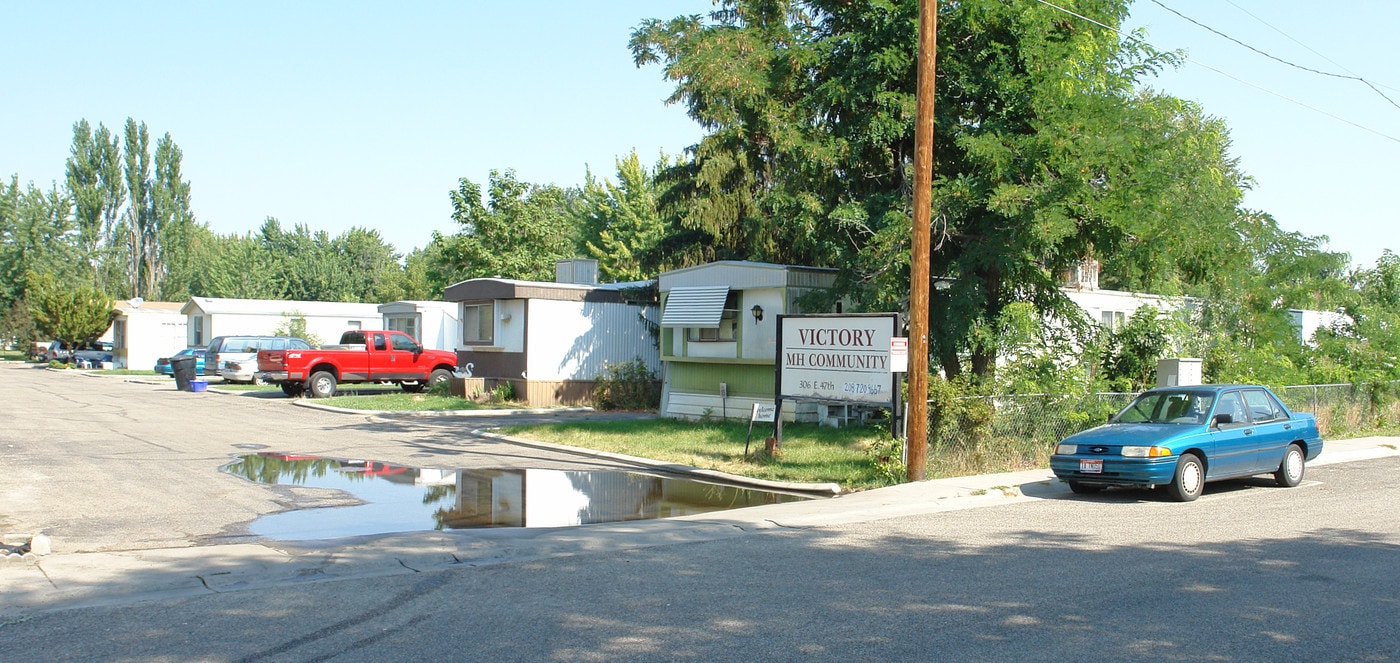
1212,413,1233,428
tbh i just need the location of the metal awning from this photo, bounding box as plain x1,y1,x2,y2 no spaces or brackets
661,285,730,328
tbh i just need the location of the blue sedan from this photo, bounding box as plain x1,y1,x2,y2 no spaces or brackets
1050,385,1323,501
154,348,207,376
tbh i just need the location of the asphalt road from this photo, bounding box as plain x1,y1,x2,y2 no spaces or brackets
0,363,656,552
2,363,1399,661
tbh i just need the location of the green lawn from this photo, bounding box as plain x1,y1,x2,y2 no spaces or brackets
499,418,901,490
316,390,529,411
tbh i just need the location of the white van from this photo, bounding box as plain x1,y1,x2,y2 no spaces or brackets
208,336,312,384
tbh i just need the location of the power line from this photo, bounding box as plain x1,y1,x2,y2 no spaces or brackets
1026,0,1400,145
1152,0,1400,111
1221,0,1400,95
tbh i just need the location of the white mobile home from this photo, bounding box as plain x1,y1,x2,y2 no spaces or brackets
378,301,462,351
110,301,188,370
443,261,659,407
181,297,383,348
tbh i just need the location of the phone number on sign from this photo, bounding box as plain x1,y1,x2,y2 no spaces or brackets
842,383,885,396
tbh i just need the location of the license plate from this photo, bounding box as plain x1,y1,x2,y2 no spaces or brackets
1080,459,1103,474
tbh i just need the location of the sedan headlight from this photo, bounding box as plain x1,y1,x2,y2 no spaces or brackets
1121,446,1173,458
1055,443,1078,455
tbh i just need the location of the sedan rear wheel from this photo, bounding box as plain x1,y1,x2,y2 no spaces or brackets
1165,453,1205,502
1274,443,1306,488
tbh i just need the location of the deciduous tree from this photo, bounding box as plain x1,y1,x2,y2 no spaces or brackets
27,271,112,352
575,151,672,282
439,170,577,281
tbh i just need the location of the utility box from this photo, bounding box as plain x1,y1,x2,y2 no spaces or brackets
1157,358,1203,387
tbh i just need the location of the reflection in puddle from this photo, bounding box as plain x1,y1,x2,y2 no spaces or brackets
225,453,811,541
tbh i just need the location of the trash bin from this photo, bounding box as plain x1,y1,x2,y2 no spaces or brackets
171,355,198,392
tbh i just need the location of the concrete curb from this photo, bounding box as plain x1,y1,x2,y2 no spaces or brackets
291,399,594,418
472,428,845,496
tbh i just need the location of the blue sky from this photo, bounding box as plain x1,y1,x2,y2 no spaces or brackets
3,1,1395,269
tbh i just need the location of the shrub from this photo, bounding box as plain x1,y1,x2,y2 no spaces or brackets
488,381,516,403
592,359,660,411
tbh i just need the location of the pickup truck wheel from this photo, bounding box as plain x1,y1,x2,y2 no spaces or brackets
428,368,453,390
308,371,338,399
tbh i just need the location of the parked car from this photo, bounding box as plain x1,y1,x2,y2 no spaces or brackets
207,336,313,384
41,341,73,363
154,348,207,376
71,341,114,368
1049,385,1323,502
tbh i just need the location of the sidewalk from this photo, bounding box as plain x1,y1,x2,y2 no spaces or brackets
4,435,1396,618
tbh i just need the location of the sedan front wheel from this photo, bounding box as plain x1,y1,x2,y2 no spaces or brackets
1165,453,1204,502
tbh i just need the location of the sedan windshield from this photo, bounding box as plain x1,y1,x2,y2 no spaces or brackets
1112,391,1216,425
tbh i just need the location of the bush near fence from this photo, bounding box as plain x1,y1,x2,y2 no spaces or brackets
926,382,1399,477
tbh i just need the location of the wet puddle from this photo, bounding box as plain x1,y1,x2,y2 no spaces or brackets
225,453,811,541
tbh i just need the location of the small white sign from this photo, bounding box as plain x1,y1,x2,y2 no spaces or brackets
890,337,908,373
751,402,777,423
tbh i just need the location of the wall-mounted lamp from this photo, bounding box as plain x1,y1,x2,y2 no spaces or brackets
751,304,764,323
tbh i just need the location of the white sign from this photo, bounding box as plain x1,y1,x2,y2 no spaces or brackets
778,314,898,405
889,337,908,373
751,402,777,423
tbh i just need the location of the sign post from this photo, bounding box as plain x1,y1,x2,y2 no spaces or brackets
745,402,778,456
890,336,908,444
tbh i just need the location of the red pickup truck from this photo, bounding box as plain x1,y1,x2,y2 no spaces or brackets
256,330,458,398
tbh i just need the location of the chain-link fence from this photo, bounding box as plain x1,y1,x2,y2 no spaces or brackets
930,392,1135,451
929,383,1400,455
1277,383,1400,438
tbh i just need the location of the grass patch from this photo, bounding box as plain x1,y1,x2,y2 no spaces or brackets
499,418,899,491
318,391,528,411
215,383,282,392
0,350,26,361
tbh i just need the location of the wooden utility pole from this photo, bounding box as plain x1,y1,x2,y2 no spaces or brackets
906,0,937,482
